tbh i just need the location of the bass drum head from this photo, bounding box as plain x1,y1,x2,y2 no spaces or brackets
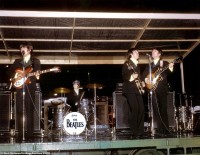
63,112,86,135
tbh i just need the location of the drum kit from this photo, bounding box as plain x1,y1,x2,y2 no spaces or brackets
175,105,200,134
175,105,193,133
48,83,104,137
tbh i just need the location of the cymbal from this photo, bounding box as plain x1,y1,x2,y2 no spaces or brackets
86,83,104,89
54,87,70,94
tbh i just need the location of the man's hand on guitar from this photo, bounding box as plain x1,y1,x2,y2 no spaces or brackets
145,78,150,85
130,73,138,82
35,70,40,80
169,62,174,72
141,81,146,88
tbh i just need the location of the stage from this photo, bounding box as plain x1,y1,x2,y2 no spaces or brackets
1,90,200,154
0,130,200,155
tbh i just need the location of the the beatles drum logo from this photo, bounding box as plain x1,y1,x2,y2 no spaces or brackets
63,112,86,135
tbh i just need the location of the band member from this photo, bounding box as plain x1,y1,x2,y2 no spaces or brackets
143,48,174,135
122,48,145,137
67,80,85,112
8,42,41,140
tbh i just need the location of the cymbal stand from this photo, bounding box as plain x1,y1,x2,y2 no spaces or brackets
93,86,97,139
87,84,97,139
190,95,194,131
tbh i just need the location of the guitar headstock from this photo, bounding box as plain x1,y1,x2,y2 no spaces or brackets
174,56,183,63
50,66,61,73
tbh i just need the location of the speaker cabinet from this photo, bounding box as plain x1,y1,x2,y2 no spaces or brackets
34,91,42,133
113,91,175,130
96,101,108,125
113,91,130,129
0,91,11,132
167,91,176,128
14,91,42,133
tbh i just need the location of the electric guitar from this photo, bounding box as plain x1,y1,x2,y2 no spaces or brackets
11,66,60,89
126,61,145,94
145,56,182,90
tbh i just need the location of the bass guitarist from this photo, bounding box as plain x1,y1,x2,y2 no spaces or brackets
143,48,174,136
122,48,145,138
7,42,41,140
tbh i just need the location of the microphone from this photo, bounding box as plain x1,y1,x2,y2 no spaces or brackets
146,53,151,57
146,53,152,62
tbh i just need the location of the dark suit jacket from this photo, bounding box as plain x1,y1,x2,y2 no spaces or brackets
67,89,85,112
122,60,142,94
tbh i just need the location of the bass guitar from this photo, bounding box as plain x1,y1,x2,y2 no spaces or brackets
145,56,182,90
126,62,145,94
11,66,60,89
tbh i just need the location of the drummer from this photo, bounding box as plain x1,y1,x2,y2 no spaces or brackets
67,80,85,112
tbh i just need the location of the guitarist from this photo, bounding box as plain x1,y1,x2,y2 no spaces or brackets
8,42,41,140
143,48,174,136
122,48,145,138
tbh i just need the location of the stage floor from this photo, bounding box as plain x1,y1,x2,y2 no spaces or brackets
0,129,200,155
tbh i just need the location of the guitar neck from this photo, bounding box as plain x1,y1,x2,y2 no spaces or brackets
27,69,55,77
126,62,137,73
155,57,179,76
155,64,169,76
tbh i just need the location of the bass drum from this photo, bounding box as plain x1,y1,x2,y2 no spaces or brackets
63,112,86,135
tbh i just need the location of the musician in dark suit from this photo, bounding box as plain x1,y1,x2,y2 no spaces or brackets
8,42,41,140
122,48,145,137
143,48,174,136
67,80,85,112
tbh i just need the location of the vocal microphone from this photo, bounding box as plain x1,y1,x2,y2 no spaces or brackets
146,53,151,57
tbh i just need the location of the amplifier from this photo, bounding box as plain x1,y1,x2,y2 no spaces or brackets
167,91,176,128
87,101,109,130
0,91,11,132
113,91,130,129
14,91,42,133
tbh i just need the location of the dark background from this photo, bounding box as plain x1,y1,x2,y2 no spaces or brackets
0,0,200,106
0,0,199,13
0,44,200,106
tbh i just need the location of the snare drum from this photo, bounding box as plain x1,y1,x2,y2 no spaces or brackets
63,112,86,135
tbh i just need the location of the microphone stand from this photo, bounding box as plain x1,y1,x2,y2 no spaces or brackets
22,64,26,141
94,86,97,140
147,55,155,136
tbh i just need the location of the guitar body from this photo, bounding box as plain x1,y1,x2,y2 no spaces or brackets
11,66,60,89
145,71,162,90
145,56,182,91
126,61,145,94
12,67,33,88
